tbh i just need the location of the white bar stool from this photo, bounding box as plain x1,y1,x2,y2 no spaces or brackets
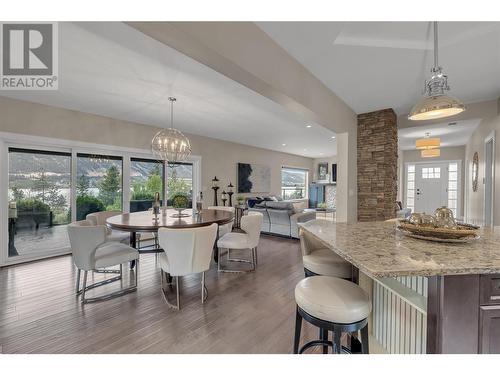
293,276,371,354
299,228,353,279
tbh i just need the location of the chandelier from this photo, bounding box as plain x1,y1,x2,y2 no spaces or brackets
408,22,465,121
151,97,191,162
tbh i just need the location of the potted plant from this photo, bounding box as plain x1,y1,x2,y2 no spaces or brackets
236,195,245,206
171,193,189,217
317,202,327,211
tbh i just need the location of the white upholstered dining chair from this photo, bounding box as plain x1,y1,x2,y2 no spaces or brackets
217,212,263,273
68,220,139,304
157,223,218,310
207,206,235,237
86,210,130,243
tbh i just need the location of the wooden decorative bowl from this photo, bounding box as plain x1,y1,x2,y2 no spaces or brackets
397,221,479,243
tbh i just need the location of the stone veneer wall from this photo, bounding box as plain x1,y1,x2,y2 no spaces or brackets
357,108,398,221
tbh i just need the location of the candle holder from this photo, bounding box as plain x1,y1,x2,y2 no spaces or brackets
221,190,228,206
227,182,234,206
211,176,220,206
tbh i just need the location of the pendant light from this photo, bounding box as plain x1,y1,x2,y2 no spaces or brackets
409,22,465,121
416,132,440,150
151,97,191,162
421,148,440,158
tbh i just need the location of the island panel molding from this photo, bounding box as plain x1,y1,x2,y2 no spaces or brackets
357,108,398,221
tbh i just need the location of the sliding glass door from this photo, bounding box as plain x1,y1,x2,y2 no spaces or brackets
167,162,193,208
130,158,164,212
2,138,200,265
76,153,123,220
8,148,71,259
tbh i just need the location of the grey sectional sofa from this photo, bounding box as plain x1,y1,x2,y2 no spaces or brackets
248,200,316,238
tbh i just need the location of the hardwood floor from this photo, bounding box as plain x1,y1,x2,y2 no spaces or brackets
0,234,326,354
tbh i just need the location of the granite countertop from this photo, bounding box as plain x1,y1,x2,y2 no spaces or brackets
299,219,500,277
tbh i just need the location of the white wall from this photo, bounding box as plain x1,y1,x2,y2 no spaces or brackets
0,96,314,205
464,105,500,225
312,156,337,182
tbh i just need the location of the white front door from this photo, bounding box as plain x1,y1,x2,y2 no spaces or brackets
414,163,449,214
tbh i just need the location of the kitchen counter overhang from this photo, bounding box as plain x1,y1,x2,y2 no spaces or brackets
299,219,500,278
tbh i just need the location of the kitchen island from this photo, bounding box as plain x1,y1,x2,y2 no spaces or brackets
299,219,500,354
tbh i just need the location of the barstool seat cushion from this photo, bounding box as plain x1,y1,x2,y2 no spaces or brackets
295,276,371,324
94,242,139,269
217,232,250,249
303,248,352,278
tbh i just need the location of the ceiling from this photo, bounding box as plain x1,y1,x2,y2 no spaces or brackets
0,22,337,158
258,22,500,116
398,119,481,150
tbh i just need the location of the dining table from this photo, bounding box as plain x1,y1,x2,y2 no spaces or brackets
106,208,234,268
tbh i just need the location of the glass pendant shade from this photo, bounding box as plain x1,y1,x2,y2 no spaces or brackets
409,94,465,121
151,128,191,162
421,148,440,158
416,137,440,150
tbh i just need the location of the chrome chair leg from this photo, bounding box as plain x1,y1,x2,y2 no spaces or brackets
201,271,208,304
218,247,256,273
75,268,81,294
80,259,139,304
161,272,181,310
81,270,88,301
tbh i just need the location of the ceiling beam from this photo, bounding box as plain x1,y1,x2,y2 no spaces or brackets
126,22,356,135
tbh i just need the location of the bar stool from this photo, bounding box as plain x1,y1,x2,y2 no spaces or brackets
300,228,352,279
293,276,371,354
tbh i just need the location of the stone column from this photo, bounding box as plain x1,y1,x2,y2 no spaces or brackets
357,108,398,221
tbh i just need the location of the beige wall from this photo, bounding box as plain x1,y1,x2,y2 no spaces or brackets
0,96,313,204
401,146,466,216
464,111,500,225
312,156,337,182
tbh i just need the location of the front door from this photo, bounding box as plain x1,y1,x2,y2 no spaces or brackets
414,163,448,214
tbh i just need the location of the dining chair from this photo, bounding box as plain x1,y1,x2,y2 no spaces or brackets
157,223,218,310
207,206,235,237
217,212,263,273
68,220,139,304
86,210,130,243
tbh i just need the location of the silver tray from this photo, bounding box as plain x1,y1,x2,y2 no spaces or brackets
398,229,480,243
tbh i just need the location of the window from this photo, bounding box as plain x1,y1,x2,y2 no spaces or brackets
448,163,459,217
167,162,193,207
281,167,308,200
406,164,415,212
8,148,71,258
76,153,123,220
422,167,440,179
130,158,164,213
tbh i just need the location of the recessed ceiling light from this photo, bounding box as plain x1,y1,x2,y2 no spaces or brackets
331,136,336,139
282,143,286,146
306,125,312,128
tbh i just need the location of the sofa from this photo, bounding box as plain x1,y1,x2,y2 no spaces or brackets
248,200,316,238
